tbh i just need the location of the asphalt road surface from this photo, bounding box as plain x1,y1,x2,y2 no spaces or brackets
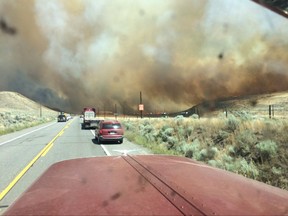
0,117,151,214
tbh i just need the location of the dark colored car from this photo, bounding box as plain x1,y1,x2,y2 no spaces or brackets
95,120,124,144
57,114,67,122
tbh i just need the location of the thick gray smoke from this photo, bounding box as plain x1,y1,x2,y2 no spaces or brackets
0,0,288,114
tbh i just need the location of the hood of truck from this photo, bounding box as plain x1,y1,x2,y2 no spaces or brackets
4,155,288,215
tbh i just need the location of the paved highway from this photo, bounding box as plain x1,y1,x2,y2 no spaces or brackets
0,117,151,214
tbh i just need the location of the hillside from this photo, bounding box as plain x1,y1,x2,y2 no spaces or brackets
0,91,58,134
192,91,288,119
123,92,288,190
0,91,55,113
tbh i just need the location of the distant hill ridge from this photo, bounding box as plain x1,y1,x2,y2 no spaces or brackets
192,91,288,118
0,91,56,113
2,90,288,117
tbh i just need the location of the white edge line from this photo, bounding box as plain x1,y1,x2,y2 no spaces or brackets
100,144,112,156
90,130,111,156
0,122,56,146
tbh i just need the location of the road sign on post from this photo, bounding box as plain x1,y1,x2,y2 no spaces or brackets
139,104,144,111
139,91,143,118
139,104,144,118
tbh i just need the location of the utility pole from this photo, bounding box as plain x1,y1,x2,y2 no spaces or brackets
115,104,117,120
123,104,125,119
40,105,42,118
269,105,272,119
104,104,106,118
140,91,143,118
269,104,275,118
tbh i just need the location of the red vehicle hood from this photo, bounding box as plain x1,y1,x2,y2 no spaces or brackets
4,155,288,215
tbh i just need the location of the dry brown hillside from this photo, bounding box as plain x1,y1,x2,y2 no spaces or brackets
0,91,55,113
196,91,288,119
0,91,58,134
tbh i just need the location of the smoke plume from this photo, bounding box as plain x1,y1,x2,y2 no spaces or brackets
0,0,288,114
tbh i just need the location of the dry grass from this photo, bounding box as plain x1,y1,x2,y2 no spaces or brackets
0,91,58,135
122,115,288,190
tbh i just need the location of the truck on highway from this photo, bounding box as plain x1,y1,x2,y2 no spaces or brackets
81,107,99,129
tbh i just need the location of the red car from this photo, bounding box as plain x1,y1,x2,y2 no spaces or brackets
95,120,124,144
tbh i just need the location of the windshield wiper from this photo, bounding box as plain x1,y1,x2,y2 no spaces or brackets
252,0,288,18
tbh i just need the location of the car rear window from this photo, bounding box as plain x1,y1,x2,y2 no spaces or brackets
102,123,121,129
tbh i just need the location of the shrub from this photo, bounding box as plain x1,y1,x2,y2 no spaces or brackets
197,147,218,161
256,140,278,163
227,145,236,156
144,132,156,142
271,167,282,175
121,116,287,190
185,126,193,138
174,115,184,125
208,159,224,169
181,139,200,158
208,160,218,167
122,121,134,131
176,125,193,141
226,114,240,132
174,115,184,120
233,111,254,120
198,149,207,161
164,127,174,136
212,130,230,147
234,130,257,158
224,163,237,172
166,136,178,149
158,126,174,142
140,124,154,135
190,114,199,119
237,159,259,179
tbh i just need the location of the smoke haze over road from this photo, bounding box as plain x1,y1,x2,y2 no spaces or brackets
0,0,288,113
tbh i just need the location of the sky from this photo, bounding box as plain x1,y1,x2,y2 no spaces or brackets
0,0,288,114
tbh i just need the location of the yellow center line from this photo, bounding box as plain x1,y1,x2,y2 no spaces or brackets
41,143,54,157
0,119,74,201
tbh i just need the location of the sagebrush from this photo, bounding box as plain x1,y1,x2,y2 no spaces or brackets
122,115,288,190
